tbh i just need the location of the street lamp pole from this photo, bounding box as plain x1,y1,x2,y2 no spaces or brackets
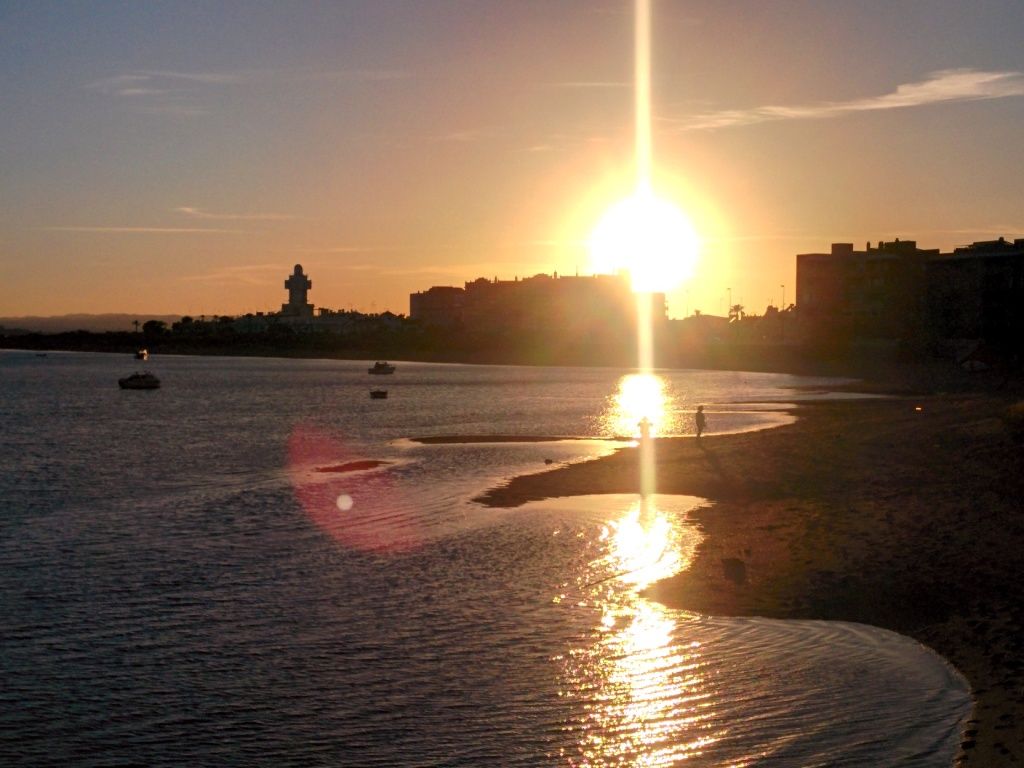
779,284,786,342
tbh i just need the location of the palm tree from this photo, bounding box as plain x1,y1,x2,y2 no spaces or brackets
728,304,744,322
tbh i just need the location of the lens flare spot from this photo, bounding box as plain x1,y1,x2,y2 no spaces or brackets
287,423,416,553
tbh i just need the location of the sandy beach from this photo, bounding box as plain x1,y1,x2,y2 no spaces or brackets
477,382,1024,765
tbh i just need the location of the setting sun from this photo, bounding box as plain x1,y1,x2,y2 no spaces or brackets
588,189,701,294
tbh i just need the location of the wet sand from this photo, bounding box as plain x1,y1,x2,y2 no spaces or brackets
476,390,1024,765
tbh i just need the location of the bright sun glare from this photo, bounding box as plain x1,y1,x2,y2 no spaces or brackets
589,189,701,294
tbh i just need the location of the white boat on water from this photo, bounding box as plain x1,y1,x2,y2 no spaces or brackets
119,372,160,390
368,361,396,375
135,348,149,360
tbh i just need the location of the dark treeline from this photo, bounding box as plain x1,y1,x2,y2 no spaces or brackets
0,320,641,367
3,314,1020,387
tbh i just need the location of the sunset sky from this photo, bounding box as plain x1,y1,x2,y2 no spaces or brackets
4,0,1024,320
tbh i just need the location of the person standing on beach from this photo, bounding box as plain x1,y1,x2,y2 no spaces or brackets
695,405,706,438
638,416,651,443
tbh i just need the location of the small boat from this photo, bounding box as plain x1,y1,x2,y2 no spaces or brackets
368,361,396,375
369,389,388,399
135,348,149,360
119,372,160,390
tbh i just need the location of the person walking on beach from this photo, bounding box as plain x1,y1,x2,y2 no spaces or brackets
695,405,706,438
638,416,651,444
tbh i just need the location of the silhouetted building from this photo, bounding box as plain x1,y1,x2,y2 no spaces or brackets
927,237,1024,342
282,264,314,318
409,271,666,363
797,239,938,340
409,286,465,327
410,272,665,333
797,236,1024,347
228,264,410,335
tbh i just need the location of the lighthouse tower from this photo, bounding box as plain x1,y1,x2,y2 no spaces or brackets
282,264,314,318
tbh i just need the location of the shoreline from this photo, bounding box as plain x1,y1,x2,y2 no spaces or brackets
476,390,1024,765
409,435,627,444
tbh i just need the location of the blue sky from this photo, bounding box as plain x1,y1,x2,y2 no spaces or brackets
4,0,1024,318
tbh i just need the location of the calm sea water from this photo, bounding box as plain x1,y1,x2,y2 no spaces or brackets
0,352,969,766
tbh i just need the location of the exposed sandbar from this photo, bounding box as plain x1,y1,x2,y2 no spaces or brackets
477,390,1024,766
409,435,625,445
315,460,391,473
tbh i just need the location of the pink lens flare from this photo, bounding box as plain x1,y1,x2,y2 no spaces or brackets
287,424,419,553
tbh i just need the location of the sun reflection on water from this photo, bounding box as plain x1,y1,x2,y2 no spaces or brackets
602,497,684,588
569,0,722,728
599,373,675,438
558,496,720,765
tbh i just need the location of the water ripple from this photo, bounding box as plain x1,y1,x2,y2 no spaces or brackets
0,355,968,766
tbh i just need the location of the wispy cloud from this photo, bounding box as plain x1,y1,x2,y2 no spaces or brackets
909,226,1024,239
44,226,244,234
495,238,575,249
702,232,833,244
311,262,382,270
86,71,226,115
179,263,283,285
86,71,235,98
295,68,410,83
669,68,1024,131
139,69,241,85
175,206,297,222
379,256,568,280
700,228,1024,248
87,67,410,113
546,80,630,89
86,74,151,93
133,104,210,117
87,70,240,91
117,87,167,97
294,245,407,254
429,128,504,144
85,67,413,119
377,263,493,279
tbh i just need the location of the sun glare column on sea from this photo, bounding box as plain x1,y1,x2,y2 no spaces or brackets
559,495,714,764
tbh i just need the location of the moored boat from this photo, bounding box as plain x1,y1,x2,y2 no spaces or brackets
119,372,160,390
135,348,149,360
368,361,396,375
370,389,388,399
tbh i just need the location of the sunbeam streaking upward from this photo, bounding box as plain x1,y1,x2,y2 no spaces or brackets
636,0,655,498
588,2,701,441
635,0,652,193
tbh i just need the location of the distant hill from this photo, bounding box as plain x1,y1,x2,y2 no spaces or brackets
0,314,182,334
